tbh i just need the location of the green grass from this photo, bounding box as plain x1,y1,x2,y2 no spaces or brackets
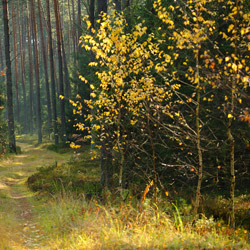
28,193,250,250
0,136,250,249
27,145,101,196
26,150,250,249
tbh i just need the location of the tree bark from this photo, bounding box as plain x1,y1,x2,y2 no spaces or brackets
193,49,203,218
27,6,34,135
97,0,107,17
2,0,16,153
0,38,5,82
114,0,121,11
60,19,71,99
38,0,52,137
96,0,112,194
71,0,76,57
89,0,95,28
228,106,235,228
18,0,28,133
46,0,59,145
30,0,42,144
10,1,20,123
77,0,81,43
53,0,67,143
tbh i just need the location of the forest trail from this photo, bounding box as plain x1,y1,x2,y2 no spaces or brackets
0,139,72,249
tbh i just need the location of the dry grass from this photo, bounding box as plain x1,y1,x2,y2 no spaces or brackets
31,193,250,250
0,136,250,249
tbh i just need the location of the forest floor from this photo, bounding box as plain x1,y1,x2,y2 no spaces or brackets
0,137,72,249
0,137,250,249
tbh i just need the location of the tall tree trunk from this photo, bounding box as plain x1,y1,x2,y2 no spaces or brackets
67,0,73,55
193,49,203,218
71,0,76,56
97,0,107,15
67,23,71,57
61,31,71,98
228,90,235,228
53,0,67,143
52,39,59,95
77,0,81,44
31,26,38,127
27,6,34,135
2,0,16,153
96,0,112,194
89,0,95,28
0,38,5,82
46,0,58,145
228,0,239,229
10,1,20,123
114,0,121,11
59,12,71,99
18,0,28,133
30,0,42,144
26,7,34,134
38,0,52,137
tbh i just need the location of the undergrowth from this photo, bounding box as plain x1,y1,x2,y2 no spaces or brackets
26,146,250,249
2,137,249,249
32,193,250,250
27,146,101,196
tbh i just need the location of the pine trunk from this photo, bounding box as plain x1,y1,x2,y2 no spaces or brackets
53,0,67,143
2,0,16,153
46,0,59,145
38,0,52,137
89,0,95,28
60,19,71,98
0,39,5,82
17,1,28,133
10,1,20,123
30,0,42,144
71,0,76,56
27,7,34,135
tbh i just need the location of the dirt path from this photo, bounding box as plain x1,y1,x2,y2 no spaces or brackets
0,140,72,249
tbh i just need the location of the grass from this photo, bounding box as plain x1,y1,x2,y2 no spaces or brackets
0,136,73,249
27,151,250,249
29,193,250,250
0,136,250,249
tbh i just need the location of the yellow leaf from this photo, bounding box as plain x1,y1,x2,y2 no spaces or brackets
228,114,233,118
228,24,234,33
232,63,237,71
86,20,91,29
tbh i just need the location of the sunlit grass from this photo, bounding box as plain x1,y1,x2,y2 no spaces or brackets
1,136,250,249
29,193,250,250
0,136,73,249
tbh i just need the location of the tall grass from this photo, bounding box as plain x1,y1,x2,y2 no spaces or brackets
1,137,249,249
30,192,250,250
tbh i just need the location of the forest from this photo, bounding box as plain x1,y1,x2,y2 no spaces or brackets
0,0,250,249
